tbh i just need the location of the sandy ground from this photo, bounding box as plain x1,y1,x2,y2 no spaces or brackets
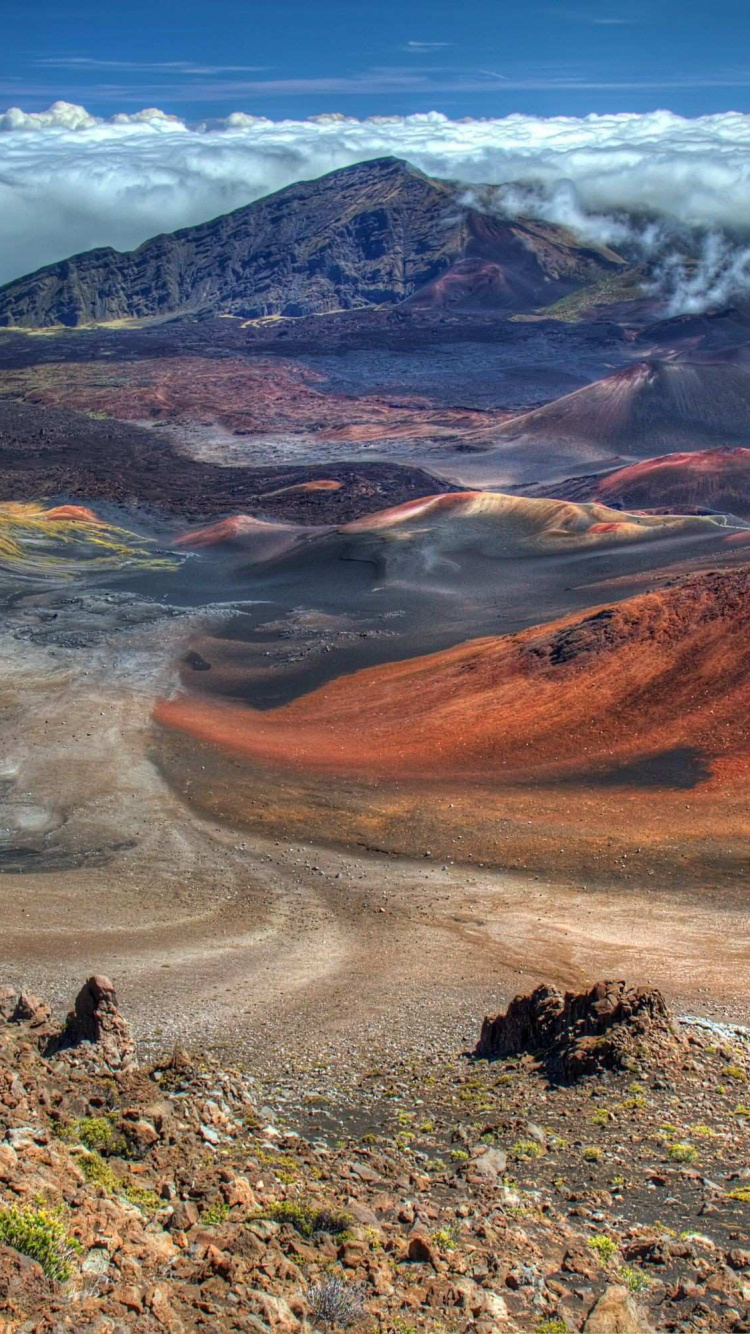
1,615,749,1071
1,593,749,1080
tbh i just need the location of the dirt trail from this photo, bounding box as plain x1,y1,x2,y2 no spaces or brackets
2,608,749,1068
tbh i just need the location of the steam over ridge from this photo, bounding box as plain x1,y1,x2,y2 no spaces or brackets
2,102,750,310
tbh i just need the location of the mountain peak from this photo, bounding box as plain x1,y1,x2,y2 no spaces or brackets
0,157,622,329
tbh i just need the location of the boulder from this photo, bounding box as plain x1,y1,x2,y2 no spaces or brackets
583,1284,655,1332
475,980,682,1082
10,992,51,1030
470,1146,508,1179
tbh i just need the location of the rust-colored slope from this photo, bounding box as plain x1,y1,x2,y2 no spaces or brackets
0,356,506,447
156,568,750,784
595,448,750,517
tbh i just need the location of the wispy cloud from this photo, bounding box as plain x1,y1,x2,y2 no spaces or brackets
8,62,750,107
35,57,268,75
403,41,454,52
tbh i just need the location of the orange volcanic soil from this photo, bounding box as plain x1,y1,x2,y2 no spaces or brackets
0,357,506,444
156,567,750,785
173,513,318,561
596,448,750,517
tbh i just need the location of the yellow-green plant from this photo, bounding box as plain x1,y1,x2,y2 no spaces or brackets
0,1205,75,1282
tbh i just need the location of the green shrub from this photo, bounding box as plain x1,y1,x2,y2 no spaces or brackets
667,1143,699,1164
432,1221,461,1251
582,1145,602,1162
725,1064,747,1082
74,1115,128,1157
512,1139,542,1159
80,1152,161,1214
618,1264,651,1293
124,1184,162,1215
80,1151,119,1191
0,1205,74,1282
588,1234,617,1264
201,1200,230,1225
536,1320,568,1334
255,1201,352,1238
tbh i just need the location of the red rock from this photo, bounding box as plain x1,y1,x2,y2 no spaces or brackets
46,975,136,1071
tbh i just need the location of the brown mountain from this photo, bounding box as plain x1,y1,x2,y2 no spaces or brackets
0,157,624,329
492,358,750,460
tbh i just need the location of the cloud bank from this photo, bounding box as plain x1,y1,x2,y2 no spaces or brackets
3,102,750,313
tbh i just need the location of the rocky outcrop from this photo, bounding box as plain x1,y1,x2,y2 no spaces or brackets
0,988,51,1030
475,980,683,1081
583,1284,656,1332
45,974,136,1070
0,157,623,328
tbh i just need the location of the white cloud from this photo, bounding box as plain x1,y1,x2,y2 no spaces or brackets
2,104,750,314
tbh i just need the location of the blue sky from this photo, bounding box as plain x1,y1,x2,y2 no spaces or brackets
2,0,750,120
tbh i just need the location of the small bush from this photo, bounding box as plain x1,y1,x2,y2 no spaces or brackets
536,1320,568,1334
74,1115,127,1156
582,1145,602,1162
728,1186,750,1203
432,1221,461,1251
80,1152,161,1214
618,1264,651,1293
588,1234,617,1264
201,1201,230,1225
125,1184,162,1215
307,1275,366,1328
620,1095,646,1110
725,1064,747,1082
667,1143,699,1164
256,1201,352,1238
512,1139,542,1159
0,1205,75,1282
80,1152,119,1191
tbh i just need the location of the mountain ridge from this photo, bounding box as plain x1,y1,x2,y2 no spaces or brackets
0,156,625,329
